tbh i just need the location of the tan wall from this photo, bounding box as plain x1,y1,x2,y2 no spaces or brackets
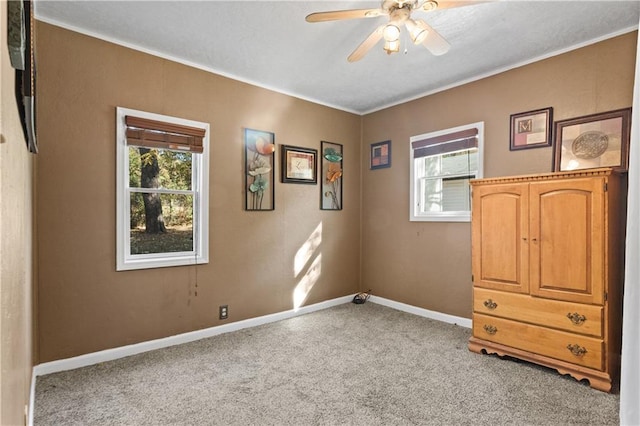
1,2,35,423
361,32,637,318
36,23,362,362
35,21,636,362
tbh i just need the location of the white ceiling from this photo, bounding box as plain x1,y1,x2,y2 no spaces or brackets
36,0,640,114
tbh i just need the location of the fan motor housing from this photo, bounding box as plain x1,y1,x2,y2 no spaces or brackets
383,0,438,13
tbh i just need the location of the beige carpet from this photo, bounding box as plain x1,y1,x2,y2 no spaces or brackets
35,302,619,425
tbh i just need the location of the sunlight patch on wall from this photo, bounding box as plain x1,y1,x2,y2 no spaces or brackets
293,222,323,310
293,254,322,310
294,222,322,277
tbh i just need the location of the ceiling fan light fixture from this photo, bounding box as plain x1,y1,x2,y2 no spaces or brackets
382,24,401,42
383,39,400,54
306,0,454,62
406,19,429,45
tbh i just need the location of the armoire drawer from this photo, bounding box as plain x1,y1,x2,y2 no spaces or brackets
473,313,604,370
473,288,603,338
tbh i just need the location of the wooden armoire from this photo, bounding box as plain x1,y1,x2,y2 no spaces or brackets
468,168,626,392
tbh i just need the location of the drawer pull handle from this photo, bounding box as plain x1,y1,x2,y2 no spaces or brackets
483,299,498,310
483,324,497,335
567,344,587,357
566,312,587,325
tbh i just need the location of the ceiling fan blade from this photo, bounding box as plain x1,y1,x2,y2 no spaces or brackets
348,25,385,62
419,20,451,56
422,0,491,11
306,8,386,23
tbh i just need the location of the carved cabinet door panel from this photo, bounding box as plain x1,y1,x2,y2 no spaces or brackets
529,178,605,305
472,183,529,294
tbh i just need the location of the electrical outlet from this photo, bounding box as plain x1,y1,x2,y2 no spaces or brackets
219,305,228,320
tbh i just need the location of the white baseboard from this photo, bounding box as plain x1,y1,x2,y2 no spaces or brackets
33,295,353,377
28,368,36,426
368,295,472,328
28,295,348,425
28,293,469,426
32,294,470,377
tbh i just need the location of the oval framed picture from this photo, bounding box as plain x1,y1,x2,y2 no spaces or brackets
553,108,631,172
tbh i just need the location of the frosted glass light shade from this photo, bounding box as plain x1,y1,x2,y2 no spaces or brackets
406,19,429,45
382,24,401,42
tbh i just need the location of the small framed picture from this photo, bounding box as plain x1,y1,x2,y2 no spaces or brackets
509,107,553,151
553,108,631,172
281,145,317,184
370,140,391,169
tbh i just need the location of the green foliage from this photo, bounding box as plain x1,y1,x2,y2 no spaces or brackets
129,147,194,229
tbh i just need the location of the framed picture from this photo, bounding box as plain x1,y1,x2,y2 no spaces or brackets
370,140,391,169
245,128,275,210
509,107,553,151
281,145,317,184
320,141,343,210
553,108,631,172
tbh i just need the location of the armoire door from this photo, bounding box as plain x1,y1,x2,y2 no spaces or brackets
529,178,605,304
472,183,529,294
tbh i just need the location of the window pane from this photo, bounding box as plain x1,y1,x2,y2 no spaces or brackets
129,147,192,190
421,148,478,178
130,192,194,254
422,155,440,176
419,176,472,212
441,149,478,176
419,178,441,213
442,177,472,211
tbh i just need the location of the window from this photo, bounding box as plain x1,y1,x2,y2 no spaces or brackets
116,107,209,270
410,122,483,222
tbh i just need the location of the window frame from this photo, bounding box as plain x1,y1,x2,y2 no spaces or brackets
409,122,484,222
116,107,210,271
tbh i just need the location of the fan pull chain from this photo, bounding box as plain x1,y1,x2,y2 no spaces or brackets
404,29,409,54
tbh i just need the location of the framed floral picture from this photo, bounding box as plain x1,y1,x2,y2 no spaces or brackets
245,128,275,210
553,108,631,172
320,141,343,210
281,145,317,184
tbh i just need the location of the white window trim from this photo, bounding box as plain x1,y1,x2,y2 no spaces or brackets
116,107,210,271
409,121,484,222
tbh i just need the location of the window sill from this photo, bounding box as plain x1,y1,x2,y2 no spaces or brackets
117,254,208,271
410,213,471,223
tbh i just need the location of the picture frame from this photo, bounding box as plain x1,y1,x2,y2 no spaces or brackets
553,108,631,172
370,140,391,169
320,141,343,210
509,107,553,151
281,145,317,184
244,128,275,210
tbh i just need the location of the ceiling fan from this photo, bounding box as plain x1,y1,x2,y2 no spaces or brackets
306,0,481,62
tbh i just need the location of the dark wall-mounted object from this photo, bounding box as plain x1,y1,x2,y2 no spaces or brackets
8,0,37,153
